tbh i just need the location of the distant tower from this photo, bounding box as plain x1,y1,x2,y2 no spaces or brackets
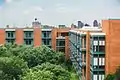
71,23,76,28
32,18,41,27
84,23,90,26
78,21,84,28
93,20,99,27
58,25,66,28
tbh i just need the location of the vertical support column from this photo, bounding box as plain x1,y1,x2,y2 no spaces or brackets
65,36,69,60
16,29,24,45
82,37,85,80
86,31,90,80
0,29,5,44
52,28,57,50
34,28,41,47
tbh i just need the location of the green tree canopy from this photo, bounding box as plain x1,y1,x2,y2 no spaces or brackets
0,56,28,80
22,69,54,80
32,62,71,80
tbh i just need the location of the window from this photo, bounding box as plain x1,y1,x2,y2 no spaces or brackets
61,33,68,37
99,75,105,80
99,58,105,66
56,39,65,52
56,47,65,52
56,39,65,46
94,41,98,46
93,58,98,66
42,31,51,38
6,40,15,44
29,33,31,37
8,33,10,37
11,32,13,37
93,46,99,52
6,32,15,38
42,39,51,45
24,32,33,38
99,41,105,46
93,74,104,80
93,75,97,80
43,32,46,37
99,46,105,52
25,40,32,45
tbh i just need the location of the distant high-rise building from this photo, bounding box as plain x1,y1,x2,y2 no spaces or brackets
32,18,41,27
84,23,90,26
71,23,76,28
58,25,66,28
78,21,84,28
93,20,99,27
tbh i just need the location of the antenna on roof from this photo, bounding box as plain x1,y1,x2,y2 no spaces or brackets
35,18,37,21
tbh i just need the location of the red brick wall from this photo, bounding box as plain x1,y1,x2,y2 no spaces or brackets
52,29,57,50
102,20,120,74
86,31,90,80
0,29,5,44
34,28,41,47
65,36,69,60
16,29,24,45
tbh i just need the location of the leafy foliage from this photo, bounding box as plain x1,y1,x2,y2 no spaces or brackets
0,56,28,80
105,74,115,80
0,44,73,80
105,67,120,80
22,69,54,80
32,62,71,80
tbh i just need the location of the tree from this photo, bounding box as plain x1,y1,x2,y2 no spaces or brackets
0,56,28,80
105,67,120,80
105,74,115,80
114,67,120,80
22,69,54,80
0,44,72,80
19,45,65,68
32,62,71,80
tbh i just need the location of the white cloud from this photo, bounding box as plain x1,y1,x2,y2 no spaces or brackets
5,0,13,3
5,0,22,4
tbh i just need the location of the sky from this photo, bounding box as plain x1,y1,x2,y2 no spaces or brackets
0,0,120,27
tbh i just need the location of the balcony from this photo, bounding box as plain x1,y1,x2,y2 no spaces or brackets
90,50,104,54
80,47,86,52
6,36,15,39
24,36,33,39
90,66,105,71
24,32,34,39
82,61,86,67
56,36,65,39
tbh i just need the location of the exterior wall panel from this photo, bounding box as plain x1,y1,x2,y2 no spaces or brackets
34,28,41,47
65,36,69,60
86,31,90,80
0,29,5,44
102,20,120,74
16,29,24,44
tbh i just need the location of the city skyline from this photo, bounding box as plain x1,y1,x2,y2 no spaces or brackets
0,0,120,27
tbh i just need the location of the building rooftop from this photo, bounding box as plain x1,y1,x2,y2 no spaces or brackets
69,26,105,35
